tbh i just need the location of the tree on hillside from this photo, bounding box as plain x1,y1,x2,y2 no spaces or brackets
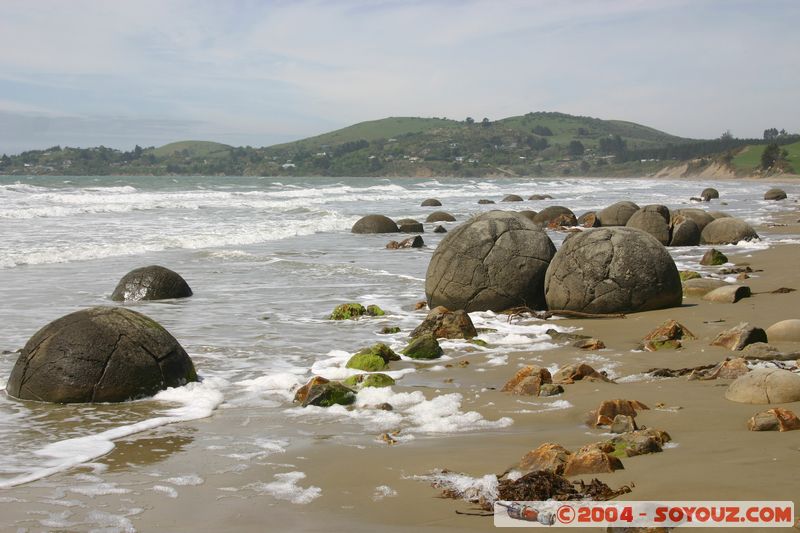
763,128,779,140
481,117,491,127
720,130,733,140
599,134,627,157
567,140,585,156
532,125,553,136
465,117,474,125
761,142,788,170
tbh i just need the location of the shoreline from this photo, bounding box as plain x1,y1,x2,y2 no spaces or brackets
1,188,799,531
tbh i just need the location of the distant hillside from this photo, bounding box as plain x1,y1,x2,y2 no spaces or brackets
2,111,795,178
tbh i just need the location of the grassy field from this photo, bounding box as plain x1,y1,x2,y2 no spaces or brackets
151,141,232,159
731,141,800,173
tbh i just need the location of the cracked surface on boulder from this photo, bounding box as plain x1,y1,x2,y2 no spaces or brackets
544,227,682,314
425,211,556,312
6,306,197,403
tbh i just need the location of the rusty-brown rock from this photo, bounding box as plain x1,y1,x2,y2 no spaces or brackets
563,445,624,476
608,429,671,457
502,365,552,396
386,235,424,249
643,319,697,342
553,363,612,384
688,358,749,380
410,306,477,339
747,408,800,432
293,376,330,404
710,322,767,351
589,399,649,427
573,338,606,350
518,443,572,474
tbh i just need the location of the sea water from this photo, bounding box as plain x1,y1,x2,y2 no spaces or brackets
0,175,797,523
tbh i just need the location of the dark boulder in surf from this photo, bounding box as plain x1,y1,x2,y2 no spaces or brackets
111,265,193,302
6,307,197,403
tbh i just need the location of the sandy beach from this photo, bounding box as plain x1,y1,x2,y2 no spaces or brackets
0,196,796,532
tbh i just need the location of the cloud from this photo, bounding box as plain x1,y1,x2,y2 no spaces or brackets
0,0,798,151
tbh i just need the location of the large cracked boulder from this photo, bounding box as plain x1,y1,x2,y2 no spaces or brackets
111,265,193,302
725,368,800,404
6,307,197,403
544,227,682,314
425,211,556,312
673,208,714,232
669,216,701,246
351,214,399,234
597,201,640,226
700,217,759,245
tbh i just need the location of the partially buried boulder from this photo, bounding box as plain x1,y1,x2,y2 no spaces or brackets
701,188,719,201
425,211,556,312
6,307,197,403
765,319,800,342
597,201,640,226
711,322,766,350
748,408,800,431
764,188,787,201
544,227,682,314
111,265,192,302
502,365,552,396
703,285,751,304
351,214,399,234
342,373,395,389
682,278,729,297
725,368,800,404
425,211,456,223
501,194,524,202
532,206,577,227
421,198,442,207
669,216,701,246
396,218,424,233
700,218,758,245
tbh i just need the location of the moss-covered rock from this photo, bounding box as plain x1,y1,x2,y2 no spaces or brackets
366,304,385,317
679,270,701,282
700,248,728,266
402,333,443,360
379,326,401,334
355,343,400,363
294,377,356,407
329,303,367,320
469,339,488,347
345,353,387,372
343,373,396,388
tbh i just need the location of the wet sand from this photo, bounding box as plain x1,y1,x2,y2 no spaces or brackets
2,206,800,532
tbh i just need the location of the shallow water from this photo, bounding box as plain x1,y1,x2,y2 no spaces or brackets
0,175,798,524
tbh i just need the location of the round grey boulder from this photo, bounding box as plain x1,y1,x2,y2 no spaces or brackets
669,216,700,246
597,201,640,226
425,211,456,223
396,218,424,233
701,188,719,201
425,211,556,312
700,217,759,245
501,194,524,202
421,198,442,207
673,208,715,232
528,194,553,200
764,188,787,201
352,214,399,234
708,211,731,219
5,307,197,403
111,265,193,302
544,227,682,314
626,209,670,245
532,206,577,227
725,368,800,404
641,204,670,224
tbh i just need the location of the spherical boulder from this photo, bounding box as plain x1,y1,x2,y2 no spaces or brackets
700,217,759,245
700,188,719,201
425,211,456,223
766,319,800,342
725,368,800,404
518,210,538,222
111,265,193,302
544,227,682,314
529,194,553,200
501,194,524,202
532,206,577,227
626,209,670,245
421,198,442,207
6,307,197,403
425,211,556,312
597,201,640,226
640,204,670,224
351,214,399,234
396,218,424,233
764,188,787,201
669,216,700,247
673,208,715,232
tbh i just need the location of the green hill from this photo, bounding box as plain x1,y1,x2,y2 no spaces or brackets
150,140,232,159
731,141,800,173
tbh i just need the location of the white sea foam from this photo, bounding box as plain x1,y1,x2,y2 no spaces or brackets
85,510,136,533
412,471,498,504
164,473,204,486
372,485,398,501
248,471,321,504
0,379,224,489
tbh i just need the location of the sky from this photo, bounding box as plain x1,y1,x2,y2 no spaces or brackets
0,0,798,154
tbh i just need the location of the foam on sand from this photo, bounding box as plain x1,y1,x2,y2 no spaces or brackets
248,471,321,504
0,379,225,489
